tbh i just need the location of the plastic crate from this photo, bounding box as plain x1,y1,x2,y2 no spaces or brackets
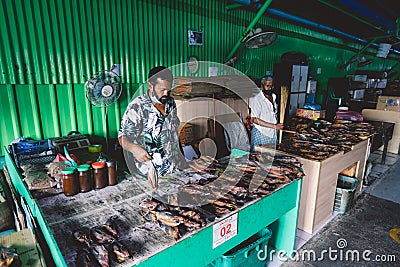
208,228,272,267
9,139,57,168
334,175,360,214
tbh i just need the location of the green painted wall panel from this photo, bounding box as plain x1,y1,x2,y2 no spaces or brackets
91,105,107,139
14,85,42,140
36,84,61,138
55,84,77,136
0,85,20,148
1,0,399,156
74,84,94,136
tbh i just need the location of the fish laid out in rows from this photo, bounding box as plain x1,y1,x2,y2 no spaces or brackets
138,153,305,240
139,198,207,241
278,117,376,160
73,216,132,266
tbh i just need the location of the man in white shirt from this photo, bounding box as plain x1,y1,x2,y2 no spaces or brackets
248,75,284,152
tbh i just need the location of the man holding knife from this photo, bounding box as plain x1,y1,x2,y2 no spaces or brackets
118,66,186,185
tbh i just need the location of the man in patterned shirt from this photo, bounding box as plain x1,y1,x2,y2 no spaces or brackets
118,66,186,178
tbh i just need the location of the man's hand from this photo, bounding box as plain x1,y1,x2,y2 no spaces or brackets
275,123,284,130
251,118,284,131
118,136,152,162
132,146,152,162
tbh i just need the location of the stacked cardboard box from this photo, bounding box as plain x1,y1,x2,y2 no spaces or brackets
376,96,400,111
296,108,326,120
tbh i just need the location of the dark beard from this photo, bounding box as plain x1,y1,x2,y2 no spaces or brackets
160,96,169,104
262,89,273,96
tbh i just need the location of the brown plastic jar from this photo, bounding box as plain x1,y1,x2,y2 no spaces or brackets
77,164,92,192
62,167,79,196
106,161,117,186
92,161,107,189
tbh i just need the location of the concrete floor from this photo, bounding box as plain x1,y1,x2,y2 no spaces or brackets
269,150,400,267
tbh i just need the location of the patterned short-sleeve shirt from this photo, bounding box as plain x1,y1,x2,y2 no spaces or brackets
118,92,183,176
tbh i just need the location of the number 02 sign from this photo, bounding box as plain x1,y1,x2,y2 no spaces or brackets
212,213,238,248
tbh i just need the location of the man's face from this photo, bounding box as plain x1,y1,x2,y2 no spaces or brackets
262,80,274,91
150,78,172,103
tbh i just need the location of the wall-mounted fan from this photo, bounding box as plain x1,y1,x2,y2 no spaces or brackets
342,56,375,69
224,28,277,67
245,31,277,49
85,64,122,151
357,56,375,67
85,64,122,107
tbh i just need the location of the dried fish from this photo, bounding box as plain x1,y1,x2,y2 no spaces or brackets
102,217,120,239
213,199,238,210
76,248,98,267
158,222,180,240
73,229,92,246
139,199,158,212
154,211,185,227
214,206,230,215
102,224,119,239
90,243,109,267
109,240,131,263
90,226,115,244
251,188,273,196
184,219,202,230
147,161,159,191
279,117,375,160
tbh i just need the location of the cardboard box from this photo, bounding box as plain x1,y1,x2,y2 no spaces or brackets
178,123,193,145
376,96,400,111
296,109,326,120
339,162,358,177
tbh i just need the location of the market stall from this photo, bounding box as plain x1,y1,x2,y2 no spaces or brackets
256,118,375,234
4,149,303,267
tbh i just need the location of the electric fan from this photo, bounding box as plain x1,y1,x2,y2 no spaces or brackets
85,64,122,107
245,31,277,49
224,29,277,67
85,64,122,151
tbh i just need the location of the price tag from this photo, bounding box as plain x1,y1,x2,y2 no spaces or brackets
212,213,238,249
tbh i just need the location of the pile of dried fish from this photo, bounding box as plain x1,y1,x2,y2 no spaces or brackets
139,153,304,240
278,117,376,160
73,216,132,266
139,198,206,241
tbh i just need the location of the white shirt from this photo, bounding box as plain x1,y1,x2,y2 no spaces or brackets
249,91,278,138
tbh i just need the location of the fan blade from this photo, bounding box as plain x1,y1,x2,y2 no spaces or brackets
85,71,122,107
245,32,277,49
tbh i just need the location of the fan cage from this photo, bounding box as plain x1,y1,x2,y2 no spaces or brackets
245,32,277,49
85,71,122,107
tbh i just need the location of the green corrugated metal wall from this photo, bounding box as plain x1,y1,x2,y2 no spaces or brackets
0,0,395,156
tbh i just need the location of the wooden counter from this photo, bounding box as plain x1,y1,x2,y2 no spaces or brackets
256,139,369,234
4,149,302,267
